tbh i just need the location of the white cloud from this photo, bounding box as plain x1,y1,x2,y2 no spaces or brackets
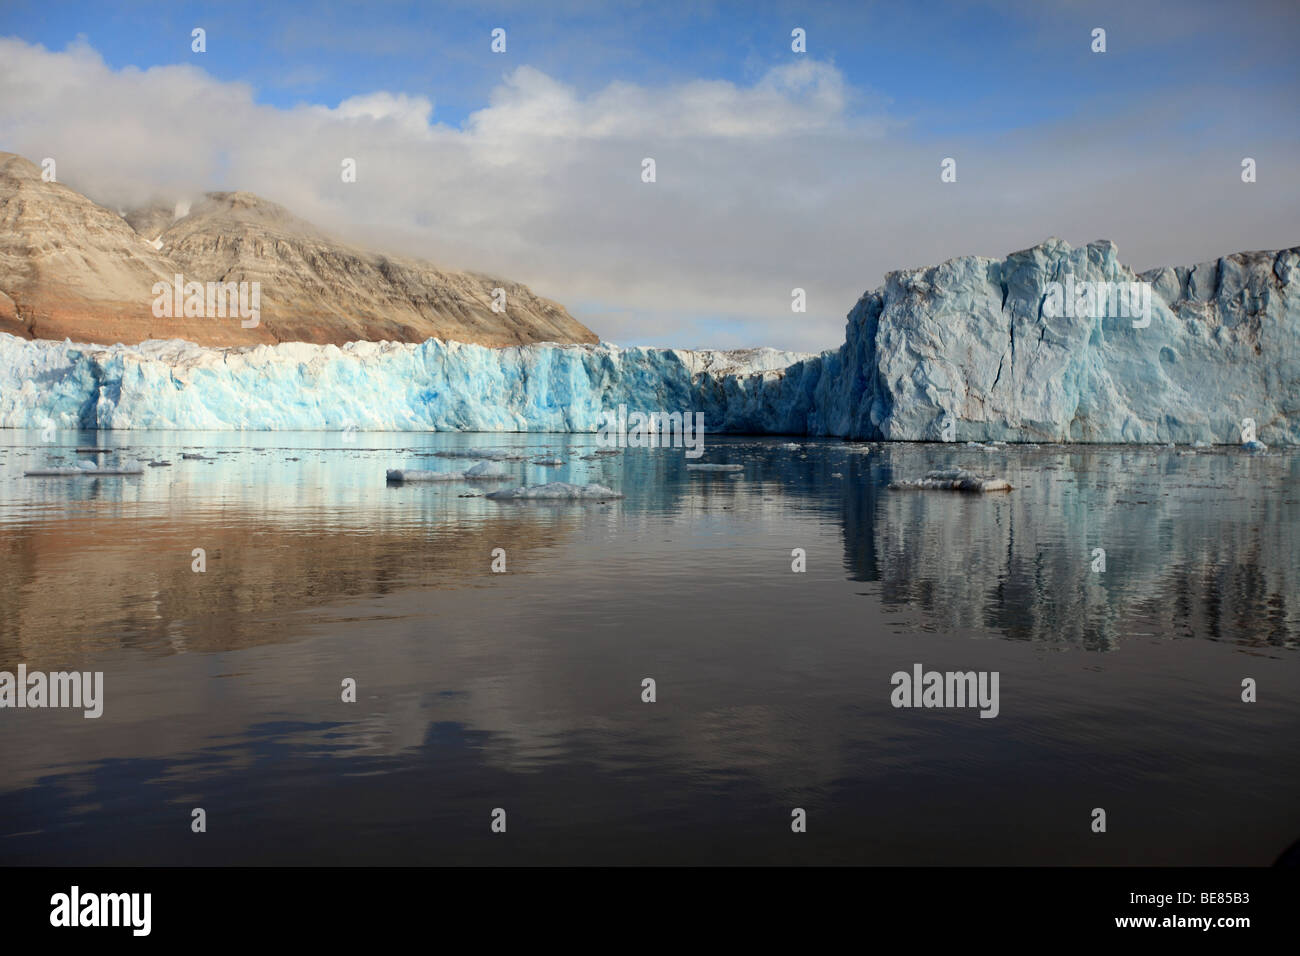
1,37,1297,352
331,92,435,138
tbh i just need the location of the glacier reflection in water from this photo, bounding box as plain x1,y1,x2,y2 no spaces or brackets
0,431,1296,865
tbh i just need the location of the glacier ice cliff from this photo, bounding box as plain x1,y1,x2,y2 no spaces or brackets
1,238,1295,444
808,238,1300,444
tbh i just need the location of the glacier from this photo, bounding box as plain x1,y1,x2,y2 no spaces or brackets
810,238,1300,445
1,238,1296,444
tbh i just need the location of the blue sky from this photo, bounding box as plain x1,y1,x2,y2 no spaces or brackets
9,1,1293,140
2,1,1298,350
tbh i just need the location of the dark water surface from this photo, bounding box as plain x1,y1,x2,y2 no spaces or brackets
1,431,1297,865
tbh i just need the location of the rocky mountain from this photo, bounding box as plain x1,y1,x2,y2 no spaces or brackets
0,152,598,348
0,154,183,345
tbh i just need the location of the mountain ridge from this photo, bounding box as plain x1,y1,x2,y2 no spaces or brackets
0,152,599,349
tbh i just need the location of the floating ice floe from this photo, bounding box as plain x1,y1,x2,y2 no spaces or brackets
1242,439,1268,452
531,457,565,466
386,470,458,482
686,463,743,471
486,482,623,500
25,461,143,477
889,468,1012,492
386,460,509,482
433,448,530,461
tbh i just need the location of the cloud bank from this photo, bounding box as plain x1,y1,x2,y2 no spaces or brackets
1,36,1297,351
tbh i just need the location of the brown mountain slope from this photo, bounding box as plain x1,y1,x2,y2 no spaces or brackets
0,153,190,343
0,152,598,347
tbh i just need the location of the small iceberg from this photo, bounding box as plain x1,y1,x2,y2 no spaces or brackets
889,468,1012,492
531,457,565,466
386,460,509,482
1243,439,1268,452
686,463,743,471
433,448,530,461
386,470,457,482
181,452,211,460
26,461,143,477
486,481,623,500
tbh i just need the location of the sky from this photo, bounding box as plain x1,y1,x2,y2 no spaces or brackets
1,0,1298,351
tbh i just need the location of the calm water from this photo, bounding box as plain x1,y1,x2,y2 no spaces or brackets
0,431,1297,865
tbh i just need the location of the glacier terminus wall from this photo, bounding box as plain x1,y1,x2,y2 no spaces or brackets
1,239,1296,445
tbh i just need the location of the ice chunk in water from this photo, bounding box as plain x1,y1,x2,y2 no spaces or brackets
486,482,623,500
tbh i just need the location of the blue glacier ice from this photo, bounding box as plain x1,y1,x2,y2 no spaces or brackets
1,239,1296,444
808,238,1300,444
